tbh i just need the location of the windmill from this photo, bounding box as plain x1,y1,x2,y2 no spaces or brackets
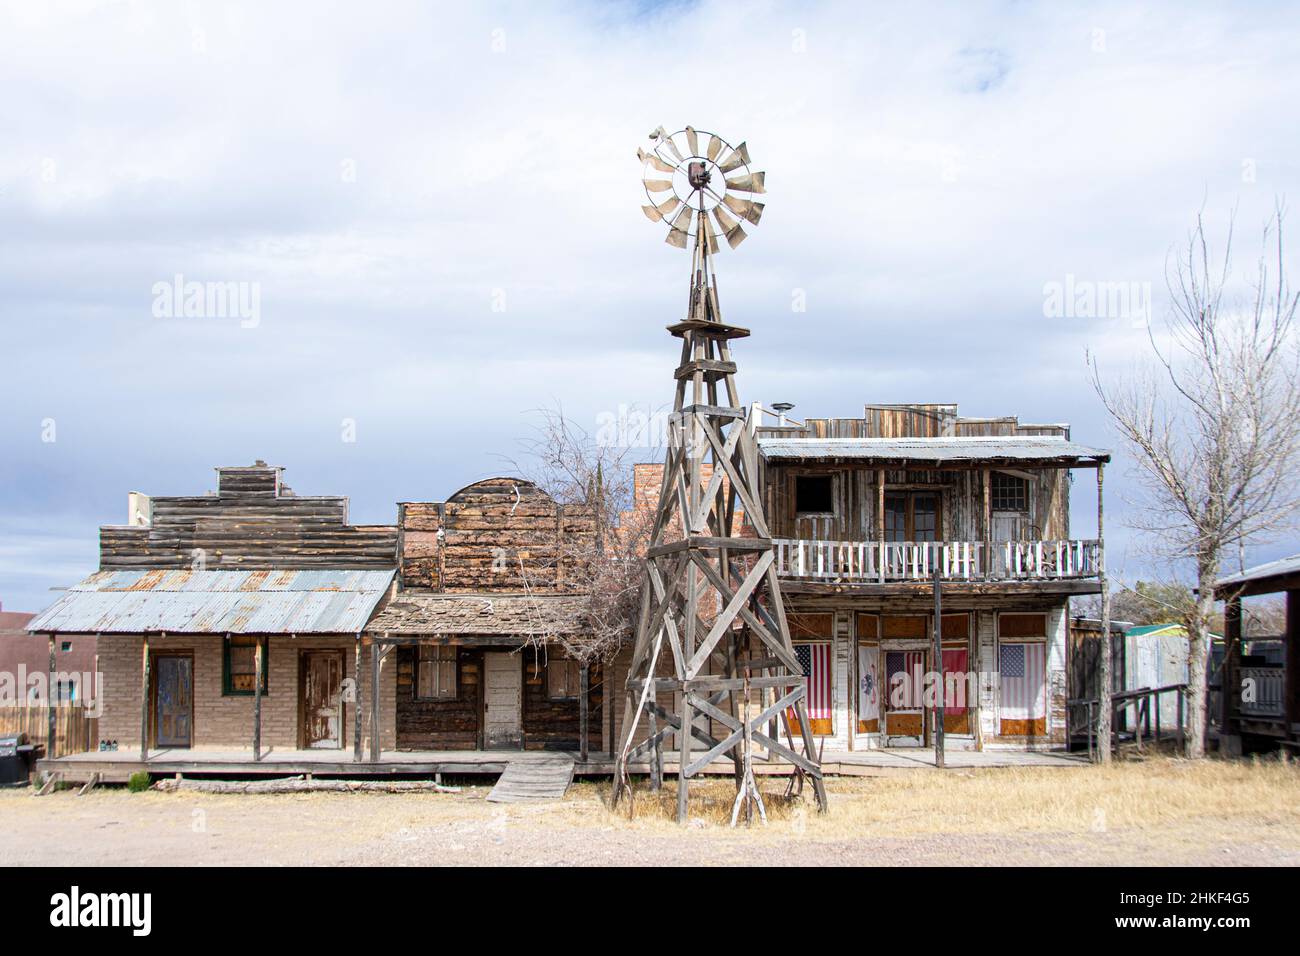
613,126,828,824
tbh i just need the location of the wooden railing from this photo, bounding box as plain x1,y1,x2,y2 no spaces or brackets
1068,683,1187,761
0,704,99,758
1237,666,1285,718
773,538,1102,583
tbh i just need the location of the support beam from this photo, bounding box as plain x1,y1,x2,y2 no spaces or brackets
47,635,56,759
370,641,381,762
253,636,263,762
354,637,363,763
1097,463,1111,764
579,662,590,762
1222,593,1242,745
932,564,945,768
140,635,151,761
1287,590,1300,742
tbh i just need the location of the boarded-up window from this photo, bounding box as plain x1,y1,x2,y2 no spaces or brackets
223,636,268,696
416,644,457,700
992,473,1029,511
882,615,928,640
547,657,580,700
856,613,879,642
999,613,1048,639
789,613,833,640
941,613,970,641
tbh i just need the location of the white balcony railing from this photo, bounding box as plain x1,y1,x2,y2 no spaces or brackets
1237,666,1285,718
773,538,1102,583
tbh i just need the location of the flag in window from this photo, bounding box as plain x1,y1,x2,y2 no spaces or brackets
999,642,1046,719
793,642,832,720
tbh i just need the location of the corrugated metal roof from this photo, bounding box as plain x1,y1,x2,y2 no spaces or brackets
1216,553,1300,589
757,436,1110,462
26,569,394,635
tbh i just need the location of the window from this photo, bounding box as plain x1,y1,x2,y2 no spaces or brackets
991,473,1029,511
222,636,268,696
547,657,581,700
794,474,833,514
883,492,941,542
60,641,72,653
416,645,457,700
998,612,1048,639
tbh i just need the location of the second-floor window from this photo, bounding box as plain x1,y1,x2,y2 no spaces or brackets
884,492,940,541
991,473,1029,511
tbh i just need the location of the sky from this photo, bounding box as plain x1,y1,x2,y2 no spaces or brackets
2,0,1299,613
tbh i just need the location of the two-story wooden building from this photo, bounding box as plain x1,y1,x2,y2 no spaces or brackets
749,403,1109,751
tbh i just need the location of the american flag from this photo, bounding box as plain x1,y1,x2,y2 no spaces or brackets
941,648,969,710
999,642,1046,719
794,642,833,720
885,650,924,709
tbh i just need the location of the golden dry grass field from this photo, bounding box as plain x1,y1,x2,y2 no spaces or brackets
1,756,1297,866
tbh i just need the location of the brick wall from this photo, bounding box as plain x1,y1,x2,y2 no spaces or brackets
96,634,396,751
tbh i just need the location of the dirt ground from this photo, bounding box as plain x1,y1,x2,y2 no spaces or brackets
3,757,1298,866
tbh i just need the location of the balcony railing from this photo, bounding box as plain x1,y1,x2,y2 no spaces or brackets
1237,666,1285,718
773,538,1102,583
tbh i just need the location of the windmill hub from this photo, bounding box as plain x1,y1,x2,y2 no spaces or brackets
687,161,710,189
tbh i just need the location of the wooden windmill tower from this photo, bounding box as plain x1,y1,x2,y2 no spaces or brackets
613,125,828,823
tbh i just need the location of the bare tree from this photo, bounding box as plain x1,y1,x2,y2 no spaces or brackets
507,405,657,667
1089,203,1300,757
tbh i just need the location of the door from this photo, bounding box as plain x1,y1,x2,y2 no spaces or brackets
153,654,193,749
302,651,344,749
883,648,926,746
483,651,523,749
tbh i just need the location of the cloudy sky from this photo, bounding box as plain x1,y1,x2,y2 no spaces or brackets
2,0,1298,612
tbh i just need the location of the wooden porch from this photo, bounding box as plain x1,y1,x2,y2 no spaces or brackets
36,744,1085,785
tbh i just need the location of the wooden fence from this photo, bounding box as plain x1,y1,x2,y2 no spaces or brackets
0,704,99,757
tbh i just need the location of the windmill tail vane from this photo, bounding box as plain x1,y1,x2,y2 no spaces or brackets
614,124,828,825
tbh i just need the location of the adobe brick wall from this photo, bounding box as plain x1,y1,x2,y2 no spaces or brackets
96,634,396,751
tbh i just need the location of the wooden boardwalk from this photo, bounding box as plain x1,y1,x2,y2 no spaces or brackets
487,754,575,803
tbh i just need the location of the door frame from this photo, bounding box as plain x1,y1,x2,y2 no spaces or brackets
149,650,194,750
298,649,346,750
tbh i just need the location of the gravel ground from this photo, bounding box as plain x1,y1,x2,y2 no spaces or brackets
2,773,1297,866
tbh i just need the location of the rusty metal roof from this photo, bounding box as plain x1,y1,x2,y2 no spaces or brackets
757,436,1110,464
366,593,586,635
27,569,394,635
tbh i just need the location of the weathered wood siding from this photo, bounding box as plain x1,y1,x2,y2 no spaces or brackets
100,463,397,570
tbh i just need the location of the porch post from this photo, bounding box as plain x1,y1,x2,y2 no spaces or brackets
1221,593,1241,744
1097,464,1112,764
579,661,590,762
876,468,885,584
1287,590,1300,743
47,634,57,759
353,636,363,763
982,468,992,580
369,640,381,761
253,635,263,762
140,634,150,761
932,564,945,768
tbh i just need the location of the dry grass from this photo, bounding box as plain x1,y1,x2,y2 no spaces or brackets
571,754,1300,836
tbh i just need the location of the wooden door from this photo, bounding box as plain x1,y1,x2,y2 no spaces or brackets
302,651,344,749
153,654,193,749
483,651,523,749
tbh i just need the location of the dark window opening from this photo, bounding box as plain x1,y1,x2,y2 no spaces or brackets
416,644,458,700
795,475,834,514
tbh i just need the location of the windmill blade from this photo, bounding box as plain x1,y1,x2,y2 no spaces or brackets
685,126,699,156
718,142,751,173
660,133,684,164
706,135,722,161
642,204,663,222
712,205,747,249
638,147,677,174
665,204,693,247
645,178,675,193
665,227,689,249
724,171,765,194
643,193,683,222
723,194,764,225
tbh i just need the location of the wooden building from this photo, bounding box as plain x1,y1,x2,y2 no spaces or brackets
708,403,1108,751
367,478,605,756
1216,554,1300,754
26,463,399,758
